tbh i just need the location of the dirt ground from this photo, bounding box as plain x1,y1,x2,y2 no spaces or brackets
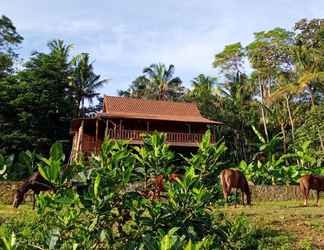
221,199,324,250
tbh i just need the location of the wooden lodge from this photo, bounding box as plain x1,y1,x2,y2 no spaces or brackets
70,96,222,159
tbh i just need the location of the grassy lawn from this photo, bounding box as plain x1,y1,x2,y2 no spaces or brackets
0,200,323,249
0,204,34,222
220,199,324,249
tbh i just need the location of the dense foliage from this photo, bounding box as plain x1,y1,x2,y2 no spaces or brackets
0,135,292,249
0,16,107,179
119,19,324,170
0,15,323,182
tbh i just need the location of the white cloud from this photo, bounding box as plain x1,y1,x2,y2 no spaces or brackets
1,0,324,94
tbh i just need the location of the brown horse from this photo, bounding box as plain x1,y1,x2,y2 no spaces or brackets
220,168,251,206
139,173,182,200
12,172,54,209
299,174,324,207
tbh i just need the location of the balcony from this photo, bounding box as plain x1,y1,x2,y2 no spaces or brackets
82,129,215,154
107,129,215,146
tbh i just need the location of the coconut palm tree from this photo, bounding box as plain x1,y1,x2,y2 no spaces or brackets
71,53,108,117
118,75,150,98
48,40,73,58
142,63,185,101
119,63,185,101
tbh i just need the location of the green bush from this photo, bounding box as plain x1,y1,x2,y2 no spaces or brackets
0,132,294,249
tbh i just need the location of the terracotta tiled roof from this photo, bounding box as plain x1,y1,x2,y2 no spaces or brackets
97,96,221,124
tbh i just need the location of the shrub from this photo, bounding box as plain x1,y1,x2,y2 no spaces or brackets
0,132,294,249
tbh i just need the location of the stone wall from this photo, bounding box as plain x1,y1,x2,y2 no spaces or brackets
250,185,317,202
0,181,320,205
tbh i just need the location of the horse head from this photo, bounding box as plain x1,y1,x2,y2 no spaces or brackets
12,189,24,208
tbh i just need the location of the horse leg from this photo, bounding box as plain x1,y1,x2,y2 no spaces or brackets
300,181,309,206
304,188,310,207
316,190,320,207
222,181,229,204
234,188,238,208
32,192,36,210
241,189,245,206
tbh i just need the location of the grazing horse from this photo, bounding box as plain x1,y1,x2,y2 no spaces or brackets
220,168,251,206
12,172,54,209
299,174,324,207
139,173,182,200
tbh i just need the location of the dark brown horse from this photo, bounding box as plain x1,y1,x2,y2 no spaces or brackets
220,168,251,206
12,172,54,209
139,173,182,200
300,174,324,207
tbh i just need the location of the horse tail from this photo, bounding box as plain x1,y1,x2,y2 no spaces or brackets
299,177,307,197
219,170,226,190
220,170,228,199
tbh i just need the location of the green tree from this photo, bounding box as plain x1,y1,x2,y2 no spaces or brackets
71,53,108,117
119,63,185,101
246,28,294,141
0,40,74,154
0,15,23,78
185,74,219,119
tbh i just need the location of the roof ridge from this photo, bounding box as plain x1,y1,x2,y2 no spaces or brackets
104,95,197,106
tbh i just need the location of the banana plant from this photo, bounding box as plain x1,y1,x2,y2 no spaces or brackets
293,140,316,168
37,143,65,186
189,130,227,181
251,125,281,160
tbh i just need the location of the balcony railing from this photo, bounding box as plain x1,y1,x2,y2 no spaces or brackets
81,129,215,154
107,129,215,146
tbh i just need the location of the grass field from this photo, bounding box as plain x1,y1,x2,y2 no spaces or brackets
220,199,324,249
0,200,323,249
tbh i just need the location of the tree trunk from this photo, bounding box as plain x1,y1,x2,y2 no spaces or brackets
259,79,269,141
281,123,287,154
285,95,295,142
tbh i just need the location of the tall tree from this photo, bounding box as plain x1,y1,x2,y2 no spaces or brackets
0,40,74,154
0,15,23,77
185,74,219,119
213,42,245,83
71,53,108,117
246,28,294,141
119,63,185,101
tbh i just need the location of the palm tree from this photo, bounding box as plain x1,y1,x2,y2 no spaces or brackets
71,53,108,117
48,40,73,58
189,74,217,99
142,63,185,101
118,75,150,98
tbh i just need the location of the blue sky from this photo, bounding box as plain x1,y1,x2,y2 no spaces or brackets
1,0,323,95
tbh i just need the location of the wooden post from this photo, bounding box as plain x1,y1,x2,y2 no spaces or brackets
75,120,84,160
104,119,109,138
146,121,150,132
119,119,122,138
79,120,84,154
95,118,99,153
69,131,78,163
